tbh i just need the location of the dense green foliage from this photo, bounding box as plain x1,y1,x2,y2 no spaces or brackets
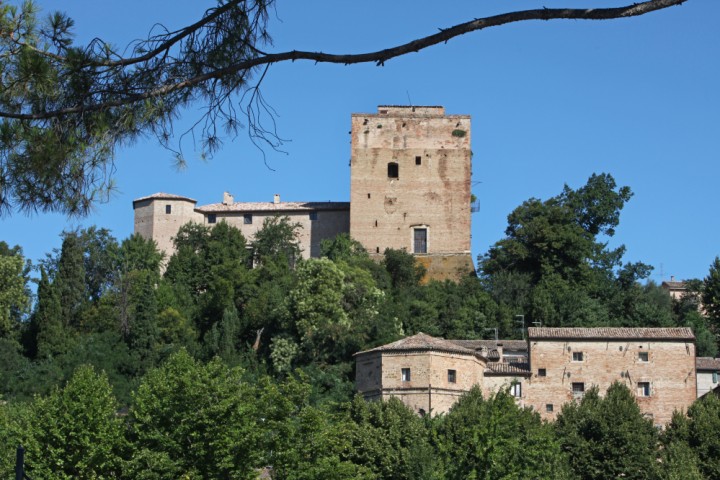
1,174,719,477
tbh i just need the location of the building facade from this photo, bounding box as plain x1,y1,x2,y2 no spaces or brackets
349,106,474,281
134,106,475,280
696,357,720,397
356,327,699,426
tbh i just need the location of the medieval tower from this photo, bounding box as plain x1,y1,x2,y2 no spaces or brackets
349,106,474,280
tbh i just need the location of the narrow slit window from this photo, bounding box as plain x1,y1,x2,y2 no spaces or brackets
387,162,399,179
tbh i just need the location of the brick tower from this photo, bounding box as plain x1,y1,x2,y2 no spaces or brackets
350,106,474,281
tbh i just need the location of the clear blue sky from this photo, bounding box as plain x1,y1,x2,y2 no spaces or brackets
2,0,719,283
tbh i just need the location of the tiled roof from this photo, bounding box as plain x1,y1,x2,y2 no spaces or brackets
449,339,527,351
355,333,482,358
528,327,695,341
696,357,720,371
195,201,349,213
485,362,531,376
133,192,196,204
662,281,686,289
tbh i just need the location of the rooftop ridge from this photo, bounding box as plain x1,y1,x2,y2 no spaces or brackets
528,327,695,341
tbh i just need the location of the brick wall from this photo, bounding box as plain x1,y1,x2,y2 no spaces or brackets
349,106,472,280
525,339,696,426
133,198,202,261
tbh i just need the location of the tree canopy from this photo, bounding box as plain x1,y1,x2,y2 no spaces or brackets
0,0,688,215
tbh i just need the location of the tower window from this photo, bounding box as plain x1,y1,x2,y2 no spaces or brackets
413,228,427,254
572,382,585,398
387,162,399,179
572,352,584,362
208,214,217,224
448,369,457,383
415,156,422,165
244,214,253,225
165,205,172,214
401,368,411,382
638,382,651,397
638,352,649,362
538,368,546,377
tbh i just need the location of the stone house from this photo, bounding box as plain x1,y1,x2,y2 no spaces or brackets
134,106,474,281
356,327,699,426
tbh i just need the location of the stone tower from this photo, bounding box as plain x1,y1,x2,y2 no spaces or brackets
350,106,474,281
133,193,202,259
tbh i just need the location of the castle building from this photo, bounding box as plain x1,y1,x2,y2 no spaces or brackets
355,327,699,426
133,106,475,280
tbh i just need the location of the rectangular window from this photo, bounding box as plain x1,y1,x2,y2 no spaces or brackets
572,351,584,362
448,369,456,383
387,162,399,179
572,382,585,398
401,368,411,382
511,383,522,398
244,214,253,225
638,352,649,362
415,156,422,165
413,228,427,254
713,371,718,384
208,214,217,224
538,368,546,377
546,404,554,413
638,382,651,397
165,205,172,214
309,212,318,221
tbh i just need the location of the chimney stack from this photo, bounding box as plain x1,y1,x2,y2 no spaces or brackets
223,192,234,205
273,194,280,204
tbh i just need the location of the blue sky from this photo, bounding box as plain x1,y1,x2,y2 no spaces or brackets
2,0,719,283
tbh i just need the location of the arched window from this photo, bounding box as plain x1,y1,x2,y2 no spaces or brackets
387,162,399,179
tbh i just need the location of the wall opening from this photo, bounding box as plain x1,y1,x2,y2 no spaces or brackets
413,228,427,254
387,162,399,179
415,156,422,165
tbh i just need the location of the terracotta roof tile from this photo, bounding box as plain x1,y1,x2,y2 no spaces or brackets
133,192,196,204
528,327,695,341
195,201,349,213
485,362,531,376
355,333,483,358
696,357,720,370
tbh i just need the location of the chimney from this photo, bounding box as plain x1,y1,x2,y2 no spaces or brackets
223,192,234,205
670,275,675,282
273,194,280,204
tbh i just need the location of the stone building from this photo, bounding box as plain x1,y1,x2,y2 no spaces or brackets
524,327,696,426
356,327,699,426
133,106,474,280
350,106,474,281
696,357,720,397
133,192,349,261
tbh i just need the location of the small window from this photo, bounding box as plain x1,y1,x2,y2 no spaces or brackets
572,382,585,398
415,156,422,165
208,214,217,224
538,368,546,377
309,212,318,221
638,352,649,362
368,193,371,199
546,404,554,413
387,162,399,179
165,205,172,214
638,382,651,397
510,383,522,398
244,214,253,225
448,369,456,383
572,352,584,362
401,368,411,382
713,371,718,384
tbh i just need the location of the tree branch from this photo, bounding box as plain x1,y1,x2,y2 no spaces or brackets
0,0,686,121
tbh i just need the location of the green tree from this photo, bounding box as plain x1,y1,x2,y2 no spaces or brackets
554,382,658,480
703,256,720,330
128,349,261,479
384,248,426,290
435,386,570,479
55,231,87,327
0,248,29,337
23,365,126,479
32,266,67,358
252,215,302,267
679,393,720,478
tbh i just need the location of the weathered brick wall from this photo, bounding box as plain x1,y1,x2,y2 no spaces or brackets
349,106,472,281
133,198,202,261
208,209,349,259
525,339,697,426
356,349,485,415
